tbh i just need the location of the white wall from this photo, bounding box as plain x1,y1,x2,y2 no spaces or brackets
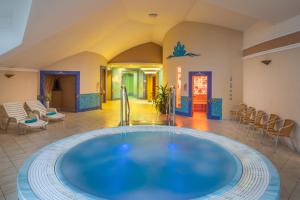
243,14,300,49
163,22,243,118
43,51,107,94
0,70,38,103
243,47,300,151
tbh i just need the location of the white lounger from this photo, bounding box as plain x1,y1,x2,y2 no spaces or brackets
25,100,65,122
3,102,48,133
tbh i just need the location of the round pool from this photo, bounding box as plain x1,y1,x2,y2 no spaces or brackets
58,132,241,199
17,126,280,200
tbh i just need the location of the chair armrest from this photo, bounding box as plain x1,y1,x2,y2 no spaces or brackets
268,118,281,124
28,113,39,120
47,108,57,112
280,123,295,131
32,110,41,117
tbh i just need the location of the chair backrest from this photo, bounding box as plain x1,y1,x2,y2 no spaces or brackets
3,102,28,122
238,104,247,118
254,110,265,125
245,107,255,119
239,104,247,112
26,100,47,116
267,114,280,131
280,119,295,137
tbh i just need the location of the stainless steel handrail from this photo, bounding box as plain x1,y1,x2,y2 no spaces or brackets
120,85,130,126
167,86,176,126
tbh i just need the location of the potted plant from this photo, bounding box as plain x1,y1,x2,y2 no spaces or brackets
44,93,51,109
153,84,170,114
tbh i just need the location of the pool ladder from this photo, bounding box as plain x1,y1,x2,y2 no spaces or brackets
119,85,175,126
167,86,176,126
120,85,130,126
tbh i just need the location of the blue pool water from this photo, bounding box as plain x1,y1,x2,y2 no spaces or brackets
57,131,242,200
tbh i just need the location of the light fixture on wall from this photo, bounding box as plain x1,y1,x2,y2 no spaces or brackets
148,13,158,18
144,71,157,75
4,73,15,78
261,60,272,65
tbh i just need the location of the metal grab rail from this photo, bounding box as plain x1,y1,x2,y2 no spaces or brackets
167,86,176,126
120,85,130,126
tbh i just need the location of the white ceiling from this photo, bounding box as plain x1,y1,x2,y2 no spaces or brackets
0,0,299,68
0,0,32,55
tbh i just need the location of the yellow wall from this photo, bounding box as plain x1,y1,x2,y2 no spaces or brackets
43,51,107,94
0,71,38,103
146,75,153,101
163,22,243,118
106,70,112,100
109,42,162,64
243,47,300,151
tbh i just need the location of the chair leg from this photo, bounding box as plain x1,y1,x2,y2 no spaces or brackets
17,124,24,135
246,126,251,136
261,130,266,145
290,138,297,152
275,135,279,150
5,118,11,133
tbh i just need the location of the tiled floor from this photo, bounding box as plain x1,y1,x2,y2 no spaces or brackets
0,100,299,200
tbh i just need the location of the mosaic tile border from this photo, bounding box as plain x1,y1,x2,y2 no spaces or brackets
17,126,280,200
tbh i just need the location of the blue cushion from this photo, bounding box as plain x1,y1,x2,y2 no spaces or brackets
46,111,56,116
25,118,37,124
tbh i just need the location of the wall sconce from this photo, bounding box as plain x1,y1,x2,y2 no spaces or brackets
183,83,187,91
261,60,272,65
4,73,15,78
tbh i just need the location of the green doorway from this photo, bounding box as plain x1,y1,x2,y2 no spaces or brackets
122,73,134,97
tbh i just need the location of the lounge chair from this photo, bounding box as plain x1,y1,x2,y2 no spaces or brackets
2,102,48,133
25,100,65,122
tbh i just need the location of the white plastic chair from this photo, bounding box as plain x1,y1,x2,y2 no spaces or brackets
25,100,65,122
3,102,48,133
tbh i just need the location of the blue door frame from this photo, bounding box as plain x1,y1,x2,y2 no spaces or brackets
189,71,213,119
40,70,80,112
99,66,106,107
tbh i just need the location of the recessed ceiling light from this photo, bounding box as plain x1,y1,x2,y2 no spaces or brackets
148,13,158,18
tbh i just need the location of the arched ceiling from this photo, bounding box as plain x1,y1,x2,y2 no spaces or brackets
0,0,299,69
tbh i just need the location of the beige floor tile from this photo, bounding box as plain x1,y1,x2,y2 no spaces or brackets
0,100,299,199
4,191,17,200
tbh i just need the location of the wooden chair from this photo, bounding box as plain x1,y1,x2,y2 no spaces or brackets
263,114,280,134
230,105,239,120
267,119,295,148
248,110,265,134
258,114,280,146
240,106,255,126
230,104,247,121
254,112,268,131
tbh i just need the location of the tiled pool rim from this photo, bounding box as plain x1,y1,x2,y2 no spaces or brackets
17,126,280,200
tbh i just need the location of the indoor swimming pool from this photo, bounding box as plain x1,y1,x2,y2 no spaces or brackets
17,126,280,200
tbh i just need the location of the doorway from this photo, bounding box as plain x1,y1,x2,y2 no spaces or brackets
189,71,212,119
122,73,134,97
145,73,158,101
100,66,106,104
45,75,76,112
40,71,80,112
